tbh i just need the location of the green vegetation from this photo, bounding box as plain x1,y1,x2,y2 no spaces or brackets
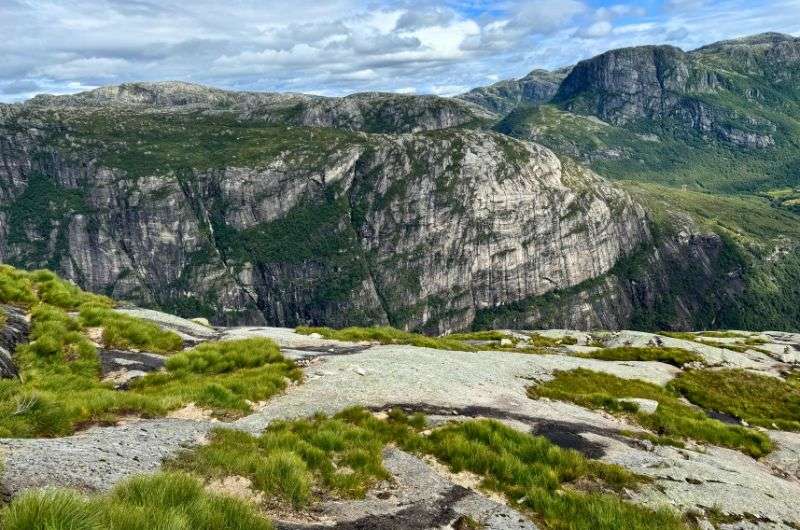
670,369,800,431
0,265,299,437
578,346,703,367
297,325,480,351
0,266,110,310
298,326,579,353
0,472,272,530
2,172,90,269
446,330,511,341
529,369,773,457
425,420,686,530
170,408,426,507
40,109,361,179
172,407,688,529
527,333,579,347
78,303,182,353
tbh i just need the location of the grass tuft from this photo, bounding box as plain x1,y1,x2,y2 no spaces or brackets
297,325,479,351
669,369,800,431
578,346,703,367
79,303,183,353
172,407,689,529
529,369,773,457
0,472,273,530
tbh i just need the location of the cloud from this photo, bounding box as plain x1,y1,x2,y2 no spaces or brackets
576,21,614,38
0,0,798,102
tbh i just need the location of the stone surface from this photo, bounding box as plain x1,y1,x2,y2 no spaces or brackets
0,304,28,379
274,448,537,529
2,327,800,528
618,398,659,414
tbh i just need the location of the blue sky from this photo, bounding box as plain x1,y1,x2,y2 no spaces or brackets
1,0,799,102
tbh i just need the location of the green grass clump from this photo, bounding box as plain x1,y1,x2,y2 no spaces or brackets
0,265,38,307
0,266,111,310
580,346,703,367
298,326,579,353
296,325,478,351
527,333,579,347
0,300,298,436
164,338,285,375
132,338,300,416
170,408,426,507
529,369,773,457
446,330,511,341
172,407,688,529
0,472,273,530
427,420,686,530
79,303,182,353
669,369,800,431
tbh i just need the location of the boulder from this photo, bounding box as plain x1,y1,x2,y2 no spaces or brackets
0,304,29,379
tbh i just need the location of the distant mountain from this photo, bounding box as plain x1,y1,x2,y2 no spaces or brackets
456,68,571,114
2,33,800,332
29,81,494,134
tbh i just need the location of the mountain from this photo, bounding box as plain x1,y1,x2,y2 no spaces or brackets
0,87,647,332
456,68,571,114
2,33,800,333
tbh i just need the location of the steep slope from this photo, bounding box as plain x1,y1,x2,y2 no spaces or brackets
482,33,800,331
0,95,648,332
457,68,570,114
503,33,800,193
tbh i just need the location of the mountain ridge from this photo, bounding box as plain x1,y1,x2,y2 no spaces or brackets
2,32,800,332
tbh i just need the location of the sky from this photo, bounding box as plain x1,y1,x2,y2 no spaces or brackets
1,0,799,102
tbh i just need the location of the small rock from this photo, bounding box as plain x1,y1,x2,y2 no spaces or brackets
500,338,513,347
309,333,323,339
354,367,367,376
618,398,659,414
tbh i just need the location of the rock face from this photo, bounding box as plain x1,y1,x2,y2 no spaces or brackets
0,96,649,332
0,304,28,378
553,33,800,148
457,68,570,114
26,81,494,134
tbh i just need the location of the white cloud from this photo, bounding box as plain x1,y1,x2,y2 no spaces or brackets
0,0,798,102
577,20,614,38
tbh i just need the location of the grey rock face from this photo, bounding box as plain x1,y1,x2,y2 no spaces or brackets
553,35,800,148
25,81,494,134
0,304,28,378
457,68,570,114
0,104,650,332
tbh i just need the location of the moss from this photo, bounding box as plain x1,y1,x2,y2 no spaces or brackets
529,369,773,458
